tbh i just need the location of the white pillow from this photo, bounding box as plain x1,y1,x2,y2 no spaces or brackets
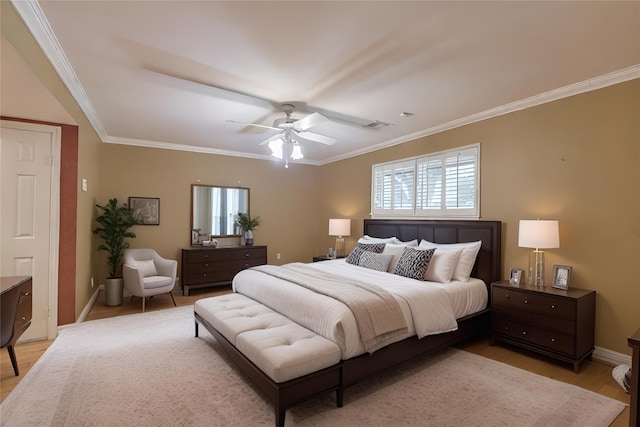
419,240,482,281
424,249,462,283
396,239,418,247
382,243,411,271
132,259,157,277
358,235,398,244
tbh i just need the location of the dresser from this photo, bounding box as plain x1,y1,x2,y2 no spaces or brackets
490,281,595,373
1,276,33,376
181,246,267,296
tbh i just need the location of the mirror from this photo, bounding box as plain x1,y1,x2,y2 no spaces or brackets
191,184,249,241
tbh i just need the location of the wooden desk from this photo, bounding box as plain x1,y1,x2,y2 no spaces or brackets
629,328,640,427
1,276,33,376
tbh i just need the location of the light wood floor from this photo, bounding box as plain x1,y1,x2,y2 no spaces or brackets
1,287,630,426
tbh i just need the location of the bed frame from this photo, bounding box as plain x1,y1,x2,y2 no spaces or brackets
195,219,502,426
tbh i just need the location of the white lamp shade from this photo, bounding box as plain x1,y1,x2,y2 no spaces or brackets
518,220,560,249
329,218,351,237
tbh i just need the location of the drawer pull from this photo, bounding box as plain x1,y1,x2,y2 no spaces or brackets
522,331,527,335
551,338,556,342
203,273,207,277
505,294,510,299
524,300,528,304
245,253,250,257
205,263,209,267
203,255,209,258
551,305,556,309
22,316,26,321
504,326,509,331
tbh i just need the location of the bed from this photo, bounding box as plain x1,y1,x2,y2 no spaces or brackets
194,219,502,426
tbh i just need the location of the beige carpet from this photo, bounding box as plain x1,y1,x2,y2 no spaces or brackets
1,306,625,426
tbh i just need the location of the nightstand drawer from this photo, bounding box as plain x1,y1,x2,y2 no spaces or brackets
492,316,574,356
492,305,575,335
492,287,575,319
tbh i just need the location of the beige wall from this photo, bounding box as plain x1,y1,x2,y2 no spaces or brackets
3,0,639,355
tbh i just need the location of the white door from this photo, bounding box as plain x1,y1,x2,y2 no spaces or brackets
1,120,60,341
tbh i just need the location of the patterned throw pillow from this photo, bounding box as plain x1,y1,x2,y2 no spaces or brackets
392,247,436,280
358,251,393,272
345,243,386,265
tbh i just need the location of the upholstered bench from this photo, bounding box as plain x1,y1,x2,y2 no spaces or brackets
194,293,343,427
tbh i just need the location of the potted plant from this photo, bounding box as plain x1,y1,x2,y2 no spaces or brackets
93,198,136,306
235,212,261,246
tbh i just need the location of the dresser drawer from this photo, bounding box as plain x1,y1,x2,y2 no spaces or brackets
492,305,575,335
227,247,267,261
492,287,575,319
492,316,574,356
184,251,229,263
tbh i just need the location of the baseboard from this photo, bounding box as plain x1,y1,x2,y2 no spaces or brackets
73,285,103,324
592,346,632,367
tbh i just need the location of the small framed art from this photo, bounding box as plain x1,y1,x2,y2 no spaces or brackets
552,265,572,290
509,267,524,285
129,197,160,225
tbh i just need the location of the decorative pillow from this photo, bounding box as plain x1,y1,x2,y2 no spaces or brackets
382,243,413,272
133,259,157,277
346,243,386,265
392,247,435,280
358,251,393,272
419,240,482,281
424,249,462,283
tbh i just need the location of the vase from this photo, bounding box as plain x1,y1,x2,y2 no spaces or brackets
104,277,123,306
244,230,254,246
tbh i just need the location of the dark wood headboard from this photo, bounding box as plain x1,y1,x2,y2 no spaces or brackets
363,219,502,286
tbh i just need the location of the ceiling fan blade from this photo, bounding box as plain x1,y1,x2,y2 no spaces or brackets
293,112,329,131
293,130,337,146
227,120,279,131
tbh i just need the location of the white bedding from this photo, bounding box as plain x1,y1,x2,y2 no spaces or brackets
232,259,487,359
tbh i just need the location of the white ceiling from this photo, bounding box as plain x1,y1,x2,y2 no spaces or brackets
12,1,640,165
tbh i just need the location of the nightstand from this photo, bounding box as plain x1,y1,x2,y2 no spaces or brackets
312,256,345,262
490,280,595,373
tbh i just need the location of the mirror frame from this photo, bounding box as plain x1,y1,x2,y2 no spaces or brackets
190,184,250,240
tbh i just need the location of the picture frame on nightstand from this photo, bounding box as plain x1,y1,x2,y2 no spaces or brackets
552,265,572,290
509,267,524,285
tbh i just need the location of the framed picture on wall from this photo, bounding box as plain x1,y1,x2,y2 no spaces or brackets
129,197,160,225
552,265,572,290
509,267,524,285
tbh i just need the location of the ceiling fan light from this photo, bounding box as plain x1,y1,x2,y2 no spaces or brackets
291,143,303,160
269,139,283,159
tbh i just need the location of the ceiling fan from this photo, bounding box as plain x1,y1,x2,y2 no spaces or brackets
227,104,337,167
228,103,337,146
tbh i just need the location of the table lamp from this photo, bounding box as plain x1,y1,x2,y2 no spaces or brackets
329,219,351,258
518,219,559,286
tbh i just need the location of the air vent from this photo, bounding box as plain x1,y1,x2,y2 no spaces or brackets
363,120,394,128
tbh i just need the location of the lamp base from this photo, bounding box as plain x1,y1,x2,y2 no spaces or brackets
528,249,546,287
335,236,345,258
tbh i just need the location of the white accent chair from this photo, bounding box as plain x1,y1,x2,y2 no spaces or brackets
123,249,177,312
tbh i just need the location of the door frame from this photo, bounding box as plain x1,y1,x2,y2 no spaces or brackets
1,120,60,339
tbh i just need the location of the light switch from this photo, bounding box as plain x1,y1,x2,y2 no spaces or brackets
82,178,88,192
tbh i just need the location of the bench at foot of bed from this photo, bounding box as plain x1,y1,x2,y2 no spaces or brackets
194,294,343,427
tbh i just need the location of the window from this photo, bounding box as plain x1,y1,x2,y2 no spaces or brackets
372,144,479,218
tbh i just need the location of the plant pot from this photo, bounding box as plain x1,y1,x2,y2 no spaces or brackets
104,277,124,306
244,230,254,246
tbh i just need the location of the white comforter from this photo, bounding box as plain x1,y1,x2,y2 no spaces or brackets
232,259,487,359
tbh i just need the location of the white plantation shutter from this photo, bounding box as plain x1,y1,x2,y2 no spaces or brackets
372,161,415,215
373,144,479,218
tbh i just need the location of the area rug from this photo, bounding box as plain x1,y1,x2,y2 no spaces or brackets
1,306,625,426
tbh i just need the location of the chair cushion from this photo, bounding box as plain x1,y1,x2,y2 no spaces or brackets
143,275,172,289
132,259,157,277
